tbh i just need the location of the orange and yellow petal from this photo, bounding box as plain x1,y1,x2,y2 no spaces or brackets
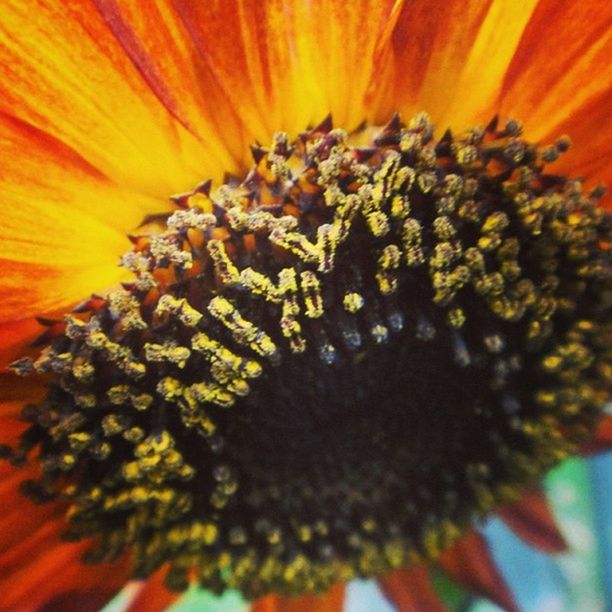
0,111,167,359
0,0,232,196
372,0,539,129
171,0,403,140
90,0,250,174
498,0,612,189
499,0,612,138
0,0,610,610
368,0,490,123
434,0,539,129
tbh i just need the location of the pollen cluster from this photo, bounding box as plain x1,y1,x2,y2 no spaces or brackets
6,113,611,597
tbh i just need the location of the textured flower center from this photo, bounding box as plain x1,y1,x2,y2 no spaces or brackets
5,113,610,598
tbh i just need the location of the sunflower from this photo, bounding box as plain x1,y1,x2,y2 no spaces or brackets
0,1,611,611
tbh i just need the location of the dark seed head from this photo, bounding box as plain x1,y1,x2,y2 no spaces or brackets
7,113,611,598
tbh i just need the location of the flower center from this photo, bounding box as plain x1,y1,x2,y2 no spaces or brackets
6,113,610,598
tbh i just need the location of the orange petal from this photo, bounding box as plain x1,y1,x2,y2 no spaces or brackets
499,0,612,146
0,456,118,612
0,521,65,575
498,489,567,554
126,570,180,612
499,0,612,205
0,500,60,553
0,457,67,557
252,582,345,612
377,566,445,612
172,0,401,139
0,0,227,195
0,260,122,329
580,415,612,455
438,531,517,612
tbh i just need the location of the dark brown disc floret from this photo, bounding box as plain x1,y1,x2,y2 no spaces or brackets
5,113,611,598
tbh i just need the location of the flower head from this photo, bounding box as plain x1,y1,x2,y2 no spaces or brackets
0,1,610,610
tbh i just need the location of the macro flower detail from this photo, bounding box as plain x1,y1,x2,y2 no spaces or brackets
4,113,610,602
1,1,611,611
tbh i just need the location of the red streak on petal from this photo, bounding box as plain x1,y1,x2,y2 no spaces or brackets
92,0,196,137
0,110,107,183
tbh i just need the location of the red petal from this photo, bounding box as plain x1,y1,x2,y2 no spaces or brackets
580,415,612,455
0,532,129,611
40,585,129,612
438,531,517,612
126,569,180,612
252,583,345,612
498,489,567,553
377,566,445,612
